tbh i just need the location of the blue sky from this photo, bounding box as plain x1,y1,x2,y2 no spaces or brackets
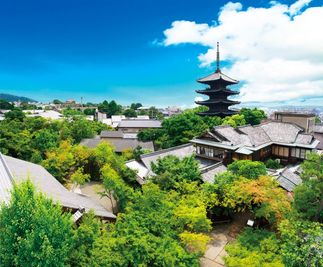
0,0,322,107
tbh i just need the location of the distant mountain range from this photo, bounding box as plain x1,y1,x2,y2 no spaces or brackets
0,93,36,102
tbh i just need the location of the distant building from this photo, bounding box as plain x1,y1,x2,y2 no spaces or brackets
314,124,323,150
191,121,319,165
161,106,182,117
195,42,240,117
80,130,154,153
116,119,162,133
126,144,227,185
24,110,63,120
273,111,315,133
0,153,115,221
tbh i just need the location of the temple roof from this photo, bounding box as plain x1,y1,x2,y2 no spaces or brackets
196,88,239,95
197,70,238,84
197,110,238,116
195,99,240,105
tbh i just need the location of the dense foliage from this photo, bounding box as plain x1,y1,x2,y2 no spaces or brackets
0,114,107,162
0,181,73,266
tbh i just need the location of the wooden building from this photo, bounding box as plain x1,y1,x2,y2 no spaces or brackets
195,42,240,117
191,121,320,165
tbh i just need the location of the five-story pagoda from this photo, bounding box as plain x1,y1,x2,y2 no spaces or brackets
195,42,240,117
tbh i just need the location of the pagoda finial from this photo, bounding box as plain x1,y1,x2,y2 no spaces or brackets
216,42,220,73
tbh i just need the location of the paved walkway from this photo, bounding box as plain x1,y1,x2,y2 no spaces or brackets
200,224,234,267
80,181,116,212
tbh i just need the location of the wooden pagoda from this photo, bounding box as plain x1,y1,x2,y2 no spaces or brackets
195,42,240,117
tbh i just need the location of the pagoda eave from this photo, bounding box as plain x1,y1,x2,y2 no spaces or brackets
195,100,240,105
197,110,239,117
195,89,239,95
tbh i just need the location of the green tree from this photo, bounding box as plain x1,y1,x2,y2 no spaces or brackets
69,212,106,267
123,108,137,117
4,108,25,121
225,228,284,267
293,180,323,222
279,219,323,267
0,99,14,110
240,108,267,125
130,103,142,110
91,183,201,266
222,114,246,128
265,159,282,169
0,180,73,267
98,100,122,117
32,129,59,157
53,99,62,104
151,155,202,190
228,160,267,179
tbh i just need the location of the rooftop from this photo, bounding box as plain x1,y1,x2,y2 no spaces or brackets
191,121,320,151
274,111,316,117
197,71,239,84
0,154,116,219
117,119,162,128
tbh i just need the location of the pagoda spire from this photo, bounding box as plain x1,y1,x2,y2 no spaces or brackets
216,42,220,73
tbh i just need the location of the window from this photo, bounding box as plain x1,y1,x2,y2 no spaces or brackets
291,148,309,159
272,145,289,157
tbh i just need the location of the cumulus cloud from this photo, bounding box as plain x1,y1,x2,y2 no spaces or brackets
162,0,323,103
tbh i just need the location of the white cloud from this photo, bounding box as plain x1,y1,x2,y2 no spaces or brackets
162,1,323,103
289,0,312,15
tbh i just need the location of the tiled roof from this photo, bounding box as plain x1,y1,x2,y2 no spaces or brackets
2,154,116,219
81,138,154,153
260,122,302,143
140,144,195,172
274,167,302,192
100,130,124,138
314,124,323,133
197,71,238,84
0,154,14,204
201,162,227,183
295,134,313,145
196,121,319,151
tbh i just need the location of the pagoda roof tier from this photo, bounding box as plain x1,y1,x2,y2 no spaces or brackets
196,88,239,95
197,70,238,85
195,99,240,105
197,110,239,117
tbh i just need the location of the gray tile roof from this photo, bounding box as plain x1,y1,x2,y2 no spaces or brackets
2,155,116,219
238,125,271,146
80,138,101,148
274,167,302,192
103,139,154,153
80,138,154,153
195,121,319,152
140,144,195,171
0,154,14,204
314,124,323,133
201,162,227,183
260,122,302,143
197,71,238,84
100,130,124,138
295,134,313,145
117,119,162,128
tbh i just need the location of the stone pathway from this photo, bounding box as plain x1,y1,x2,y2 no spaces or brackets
200,224,234,267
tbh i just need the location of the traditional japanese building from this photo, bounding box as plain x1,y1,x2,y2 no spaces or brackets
195,43,240,117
